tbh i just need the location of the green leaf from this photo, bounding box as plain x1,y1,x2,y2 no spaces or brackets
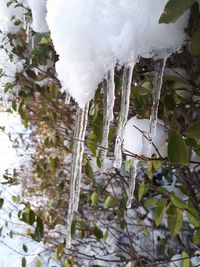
0,198,4,209
87,131,97,156
138,181,150,202
146,161,154,180
193,229,200,245
93,112,103,141
34,217,44,241
6,1,13,7
80,221,86,238
22,257,26,267
39,37,49,45
21,208,35,225
71,222,76,237
35,259,41,267
168,209,183,236
93,225,103,239
104,196,116,208
181,251,189,267
185,121,200,139
55,244,64,260
153,199,166,226
170,193,187,209
144,198,159,209
186,211,200,228
85,160,93,178
168,131,188,165
12,195,20,203
22,244,28,253
191,28,200,56
91,191,99,205
159,0,196,24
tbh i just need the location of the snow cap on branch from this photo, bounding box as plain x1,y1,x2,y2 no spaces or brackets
46,0,188,107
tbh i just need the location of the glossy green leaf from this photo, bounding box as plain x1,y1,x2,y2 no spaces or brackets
91,191,99,205
185,121,200,139
170,193,187,209
80,221,86,238
138,181,150,202
186,211,200,228
159,0,196,24
71,222,76,237
168,209,183,236
191,28,200,56
181,251,190,267
93,225,103,239
22,244,28,253
87,131,97,156
168,131,188,165
193,229,200,245
104,196,116,208
35,259,41,267
153,199,166,226
34,217,44,241
85,160,93,178
144,198,159,209
55,244,64,260
0,198,4,209
22,257,26,267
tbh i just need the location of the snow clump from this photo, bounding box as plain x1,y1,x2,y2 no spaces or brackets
46,0,188,107
123,116,166,157
26,0,49,33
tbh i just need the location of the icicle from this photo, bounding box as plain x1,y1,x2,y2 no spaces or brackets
100,69,115,171
66,104,89,248
22,14,26,30
114,60,135,169
147,58,166,156
74,104,89,212
126,159,139,209
26,22,30,43
65,91,71,105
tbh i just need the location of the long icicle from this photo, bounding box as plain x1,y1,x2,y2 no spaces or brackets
74,104,89,211
126,159,139,209
100,69,115,171
114,61,134,169
66,104,89,248
148,58,166,156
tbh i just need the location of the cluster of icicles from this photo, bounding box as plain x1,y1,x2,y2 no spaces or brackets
66,57,166,248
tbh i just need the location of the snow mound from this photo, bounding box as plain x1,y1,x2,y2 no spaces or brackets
123,116,166,157
46,0,188,107
27,0,49,33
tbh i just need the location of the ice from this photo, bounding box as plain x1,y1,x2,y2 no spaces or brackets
126,159,139,209
74,105,89,212
27,0,49,33
66,104,89,248
123,116,166,158
114,61,134,168
100,69,115,171
148,58,167,156
46,0,188,107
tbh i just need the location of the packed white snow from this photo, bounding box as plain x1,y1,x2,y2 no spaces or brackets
46,0,188,107
26,0,49,33
123,116,166,158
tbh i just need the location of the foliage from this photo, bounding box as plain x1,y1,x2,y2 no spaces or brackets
0,1,200,267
